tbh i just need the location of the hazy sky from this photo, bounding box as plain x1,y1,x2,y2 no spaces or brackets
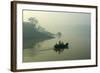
23,10,91,35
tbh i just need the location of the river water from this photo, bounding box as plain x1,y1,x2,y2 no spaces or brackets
23,33,91,62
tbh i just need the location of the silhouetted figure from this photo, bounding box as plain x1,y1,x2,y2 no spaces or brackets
54,41,69,49
54,41,69,54
65,43,69,48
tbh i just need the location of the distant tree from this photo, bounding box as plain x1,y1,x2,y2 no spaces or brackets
57,32,62,38
28,17,38,24
23,17,55,40
28,17,38,28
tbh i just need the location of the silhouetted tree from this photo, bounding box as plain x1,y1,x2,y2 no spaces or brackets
23,17,54,39
57,32,62,38
23,17,55,49
28,17,38,24
28,17,38,28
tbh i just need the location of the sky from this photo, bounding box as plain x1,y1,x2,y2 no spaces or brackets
23,10,91,35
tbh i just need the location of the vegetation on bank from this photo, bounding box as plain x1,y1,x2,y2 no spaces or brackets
23,17,55,49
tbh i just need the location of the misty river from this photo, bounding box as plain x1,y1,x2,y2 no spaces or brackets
23,34,91,62
23,10,91,63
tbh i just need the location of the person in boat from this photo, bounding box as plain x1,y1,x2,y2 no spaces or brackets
54,41,69,54
59,41,64,47
55,41,68,49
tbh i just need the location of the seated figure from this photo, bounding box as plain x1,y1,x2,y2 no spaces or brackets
54,41,69,54
54,41,69,49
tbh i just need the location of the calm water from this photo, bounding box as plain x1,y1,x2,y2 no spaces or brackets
23,10,91,62
23,33,91,62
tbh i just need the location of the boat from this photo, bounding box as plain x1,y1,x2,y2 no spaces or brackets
54,41,69,49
